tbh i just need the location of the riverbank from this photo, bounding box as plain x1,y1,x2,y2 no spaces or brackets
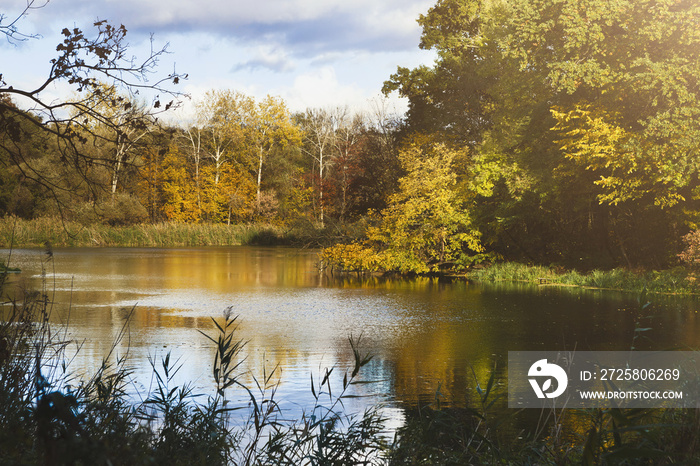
467,262,699,295
4,217,698,296
0,217,293,248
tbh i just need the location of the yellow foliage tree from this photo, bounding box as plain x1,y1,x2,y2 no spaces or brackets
246,96,302,212
219,164,256,223
552,104,686,208
161,146,201,222
322,138,483,274
368,139,483,273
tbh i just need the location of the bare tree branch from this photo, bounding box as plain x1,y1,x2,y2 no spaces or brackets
0,5,187,215
0,0,49,44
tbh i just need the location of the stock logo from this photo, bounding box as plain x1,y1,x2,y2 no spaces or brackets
528,359,568,399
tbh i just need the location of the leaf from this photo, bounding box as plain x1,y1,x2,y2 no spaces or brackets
310,373,317,400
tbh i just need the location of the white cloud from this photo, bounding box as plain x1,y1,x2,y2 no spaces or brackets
232,46,295,73
95,0,422,29
279,66,364,111
4,0,437,123
28,0,433,56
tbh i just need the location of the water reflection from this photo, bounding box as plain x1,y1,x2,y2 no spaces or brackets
2,246,700,415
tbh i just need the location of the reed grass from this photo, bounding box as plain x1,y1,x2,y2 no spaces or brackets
0,247,498,464
0,250,388,465
0,216,289,248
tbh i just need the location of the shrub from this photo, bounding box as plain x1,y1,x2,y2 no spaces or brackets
97,193,149,226
320,243,382,273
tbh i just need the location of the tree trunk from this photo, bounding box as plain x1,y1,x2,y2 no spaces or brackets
319,155,324,228
256,146,264,210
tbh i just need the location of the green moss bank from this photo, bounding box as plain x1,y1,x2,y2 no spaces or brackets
467,262,699,295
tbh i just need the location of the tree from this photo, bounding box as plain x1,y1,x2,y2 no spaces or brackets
495,0,700,266
297,106,368,226
138,144,165,222
0,0,45,44
191,91,299,222
383,0,700,267
0,4,186,215
496,0,700,208
195,90,252,186
345,99,403,218
329,109,365,222
217,163,256,224
247,96,301,214
193,90,255,221
382,0,491,145
182,126,204,214
74,83,156,197
0,96,47,218
368,138,482,273
160,146,200,223
298,108,336,227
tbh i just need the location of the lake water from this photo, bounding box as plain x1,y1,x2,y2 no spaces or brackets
3,246,700,421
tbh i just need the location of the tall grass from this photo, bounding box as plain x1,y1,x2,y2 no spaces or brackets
468,262,699,295
0,216,289,248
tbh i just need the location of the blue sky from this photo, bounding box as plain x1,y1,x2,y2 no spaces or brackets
1,0,436,121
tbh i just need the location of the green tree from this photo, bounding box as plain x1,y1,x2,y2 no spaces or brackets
498,0,700,266
502,0,700,209
382,0,491,145
0,96,46,218
384,0,700,267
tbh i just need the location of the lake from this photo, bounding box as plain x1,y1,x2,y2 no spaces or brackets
3,246,700,421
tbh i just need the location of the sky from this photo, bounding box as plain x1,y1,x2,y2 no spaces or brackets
0,0,437,123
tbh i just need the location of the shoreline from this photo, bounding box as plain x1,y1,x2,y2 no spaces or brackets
465,262,699,296
0,217,294,248
3,217,699,296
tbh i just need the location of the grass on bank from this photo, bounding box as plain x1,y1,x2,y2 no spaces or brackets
321,241,700,295
10,216,695,295
0,216,290,248
0,216,366,248
467,262,700,295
